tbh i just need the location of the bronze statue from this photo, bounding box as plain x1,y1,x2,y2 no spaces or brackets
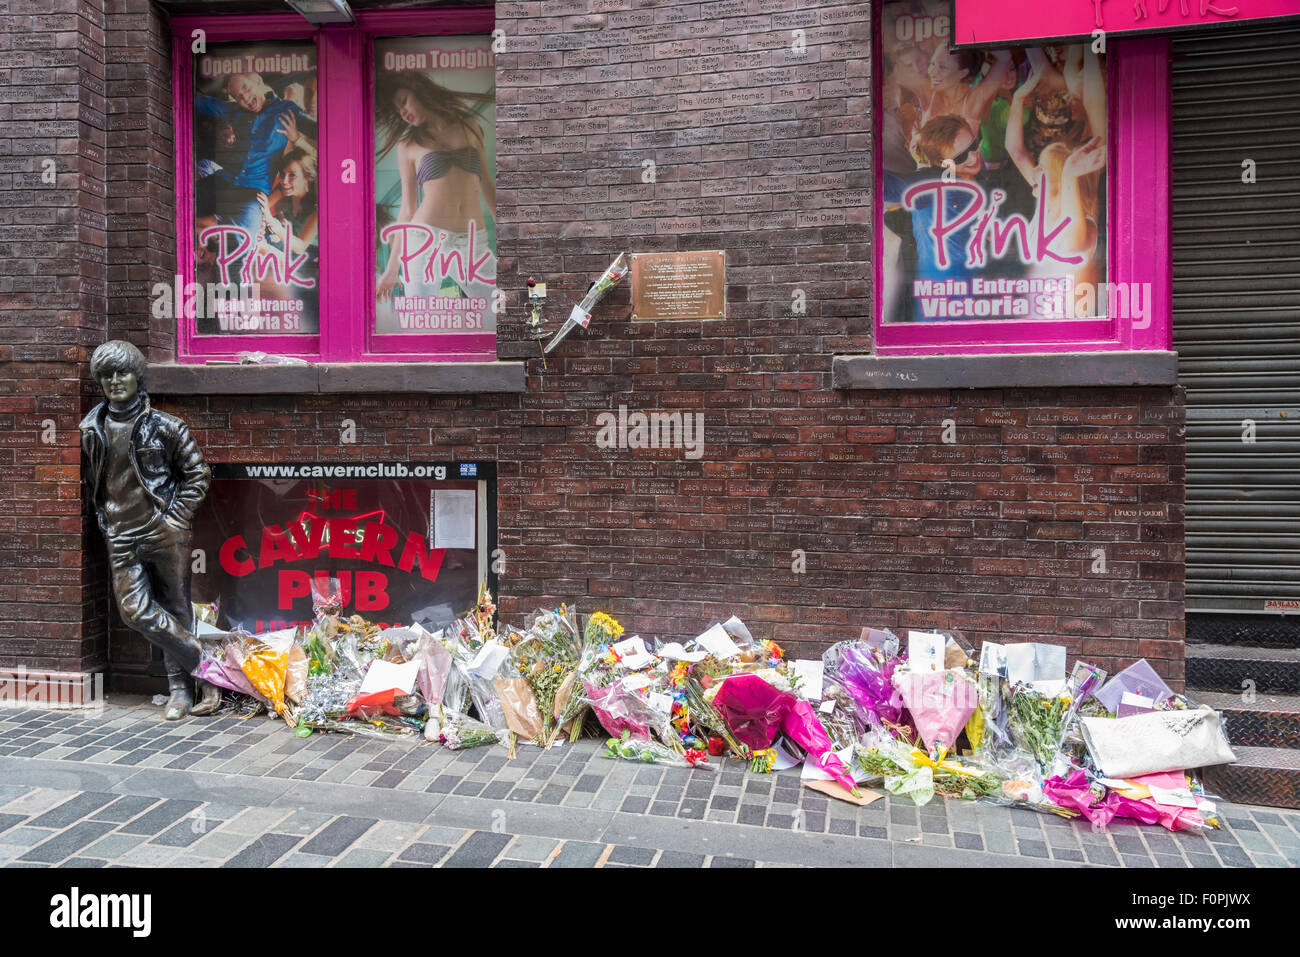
80,341,220,719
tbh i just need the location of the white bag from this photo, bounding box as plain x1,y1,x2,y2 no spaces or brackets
1080,708,1236,778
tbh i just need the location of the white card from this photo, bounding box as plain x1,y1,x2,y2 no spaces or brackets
613,635,656,670
979,641,1007,677
1027,678,1067,697
613,636,646,658
467,639,509,679
1004,642,1067,685
791,659,824,700
1148,785,1199,809
1121,691,1155,708
196,620,226,639
621,673,654,692
694,623,742,660
818,699,836,715
658,641,708,663
721,616,754,645
908,631,947,672
771,738,803,771
431,488,476,550
800,746,864,782
359,658,420,695
569,304,591,328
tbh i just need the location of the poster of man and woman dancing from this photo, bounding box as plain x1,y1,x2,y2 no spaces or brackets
880,0,1108,324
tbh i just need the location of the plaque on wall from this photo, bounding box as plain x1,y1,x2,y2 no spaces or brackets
630,250,726,321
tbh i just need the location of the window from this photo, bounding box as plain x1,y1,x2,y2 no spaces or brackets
171,9,497,363
873,0,1170,355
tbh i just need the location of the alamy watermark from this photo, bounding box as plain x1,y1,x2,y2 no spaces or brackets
911,279,1153,328
0,667,104,711
149,274,310,334
595,405,705,460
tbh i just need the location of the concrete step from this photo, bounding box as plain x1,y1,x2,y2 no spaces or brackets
1194,691,1300,749
1187,614,1300,649
1202,746,1300,810
1186,643,1300,695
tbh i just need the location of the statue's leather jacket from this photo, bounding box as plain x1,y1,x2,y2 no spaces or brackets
80,393,211,535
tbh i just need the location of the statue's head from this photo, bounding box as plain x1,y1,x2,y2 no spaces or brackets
91,340,146,406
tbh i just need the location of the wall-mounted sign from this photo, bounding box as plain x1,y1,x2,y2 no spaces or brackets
193,462,494,633
951,0,1300,48
631,251,726,321
1264,599,1300,613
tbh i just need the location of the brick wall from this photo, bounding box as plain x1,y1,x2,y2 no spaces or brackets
158,386,1186,692
0,0,1188,692
95,0,179,682
0,1,110,674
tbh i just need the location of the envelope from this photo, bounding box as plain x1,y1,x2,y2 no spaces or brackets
1094,659,1173,714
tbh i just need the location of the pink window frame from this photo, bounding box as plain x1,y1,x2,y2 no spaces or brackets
872,10,1172,356
170,8,497,364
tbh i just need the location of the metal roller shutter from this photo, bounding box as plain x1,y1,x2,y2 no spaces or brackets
1172,23,1300,614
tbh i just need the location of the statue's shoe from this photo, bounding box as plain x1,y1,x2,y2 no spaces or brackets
189,679,222,717
164,686,194,720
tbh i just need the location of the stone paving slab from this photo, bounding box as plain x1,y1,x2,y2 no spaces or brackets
0,700,1297,868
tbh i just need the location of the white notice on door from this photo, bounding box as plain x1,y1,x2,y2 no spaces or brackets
431,489,476,550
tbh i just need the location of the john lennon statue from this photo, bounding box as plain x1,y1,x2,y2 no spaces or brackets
80,341,220,719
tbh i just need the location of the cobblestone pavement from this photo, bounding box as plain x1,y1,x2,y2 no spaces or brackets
0,698,1297,868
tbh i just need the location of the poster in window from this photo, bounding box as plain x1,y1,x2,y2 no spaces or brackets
191,42,320,335
880,0,1108,324
374,35,497,335
192,470,484,634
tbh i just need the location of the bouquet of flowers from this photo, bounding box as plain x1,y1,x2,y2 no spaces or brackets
681,676,748,757
584,671,682,752
231,627,295,717
1005,682,1071,774
544,252,630,354
193,629,266,704
824,638,906,734
855,734,1002,806
547,609,620,744
578,613,674,743
439,584,512,730
600,730,696,767
502,605,583,746
440,714,508,751
893,665,977,759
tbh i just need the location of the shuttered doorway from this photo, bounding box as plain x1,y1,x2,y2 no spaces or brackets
1173,22,1300,618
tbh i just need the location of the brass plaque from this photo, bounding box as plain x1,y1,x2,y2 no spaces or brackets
631,250,726,321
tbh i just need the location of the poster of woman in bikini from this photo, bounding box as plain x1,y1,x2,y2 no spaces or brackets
373,35,496,336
